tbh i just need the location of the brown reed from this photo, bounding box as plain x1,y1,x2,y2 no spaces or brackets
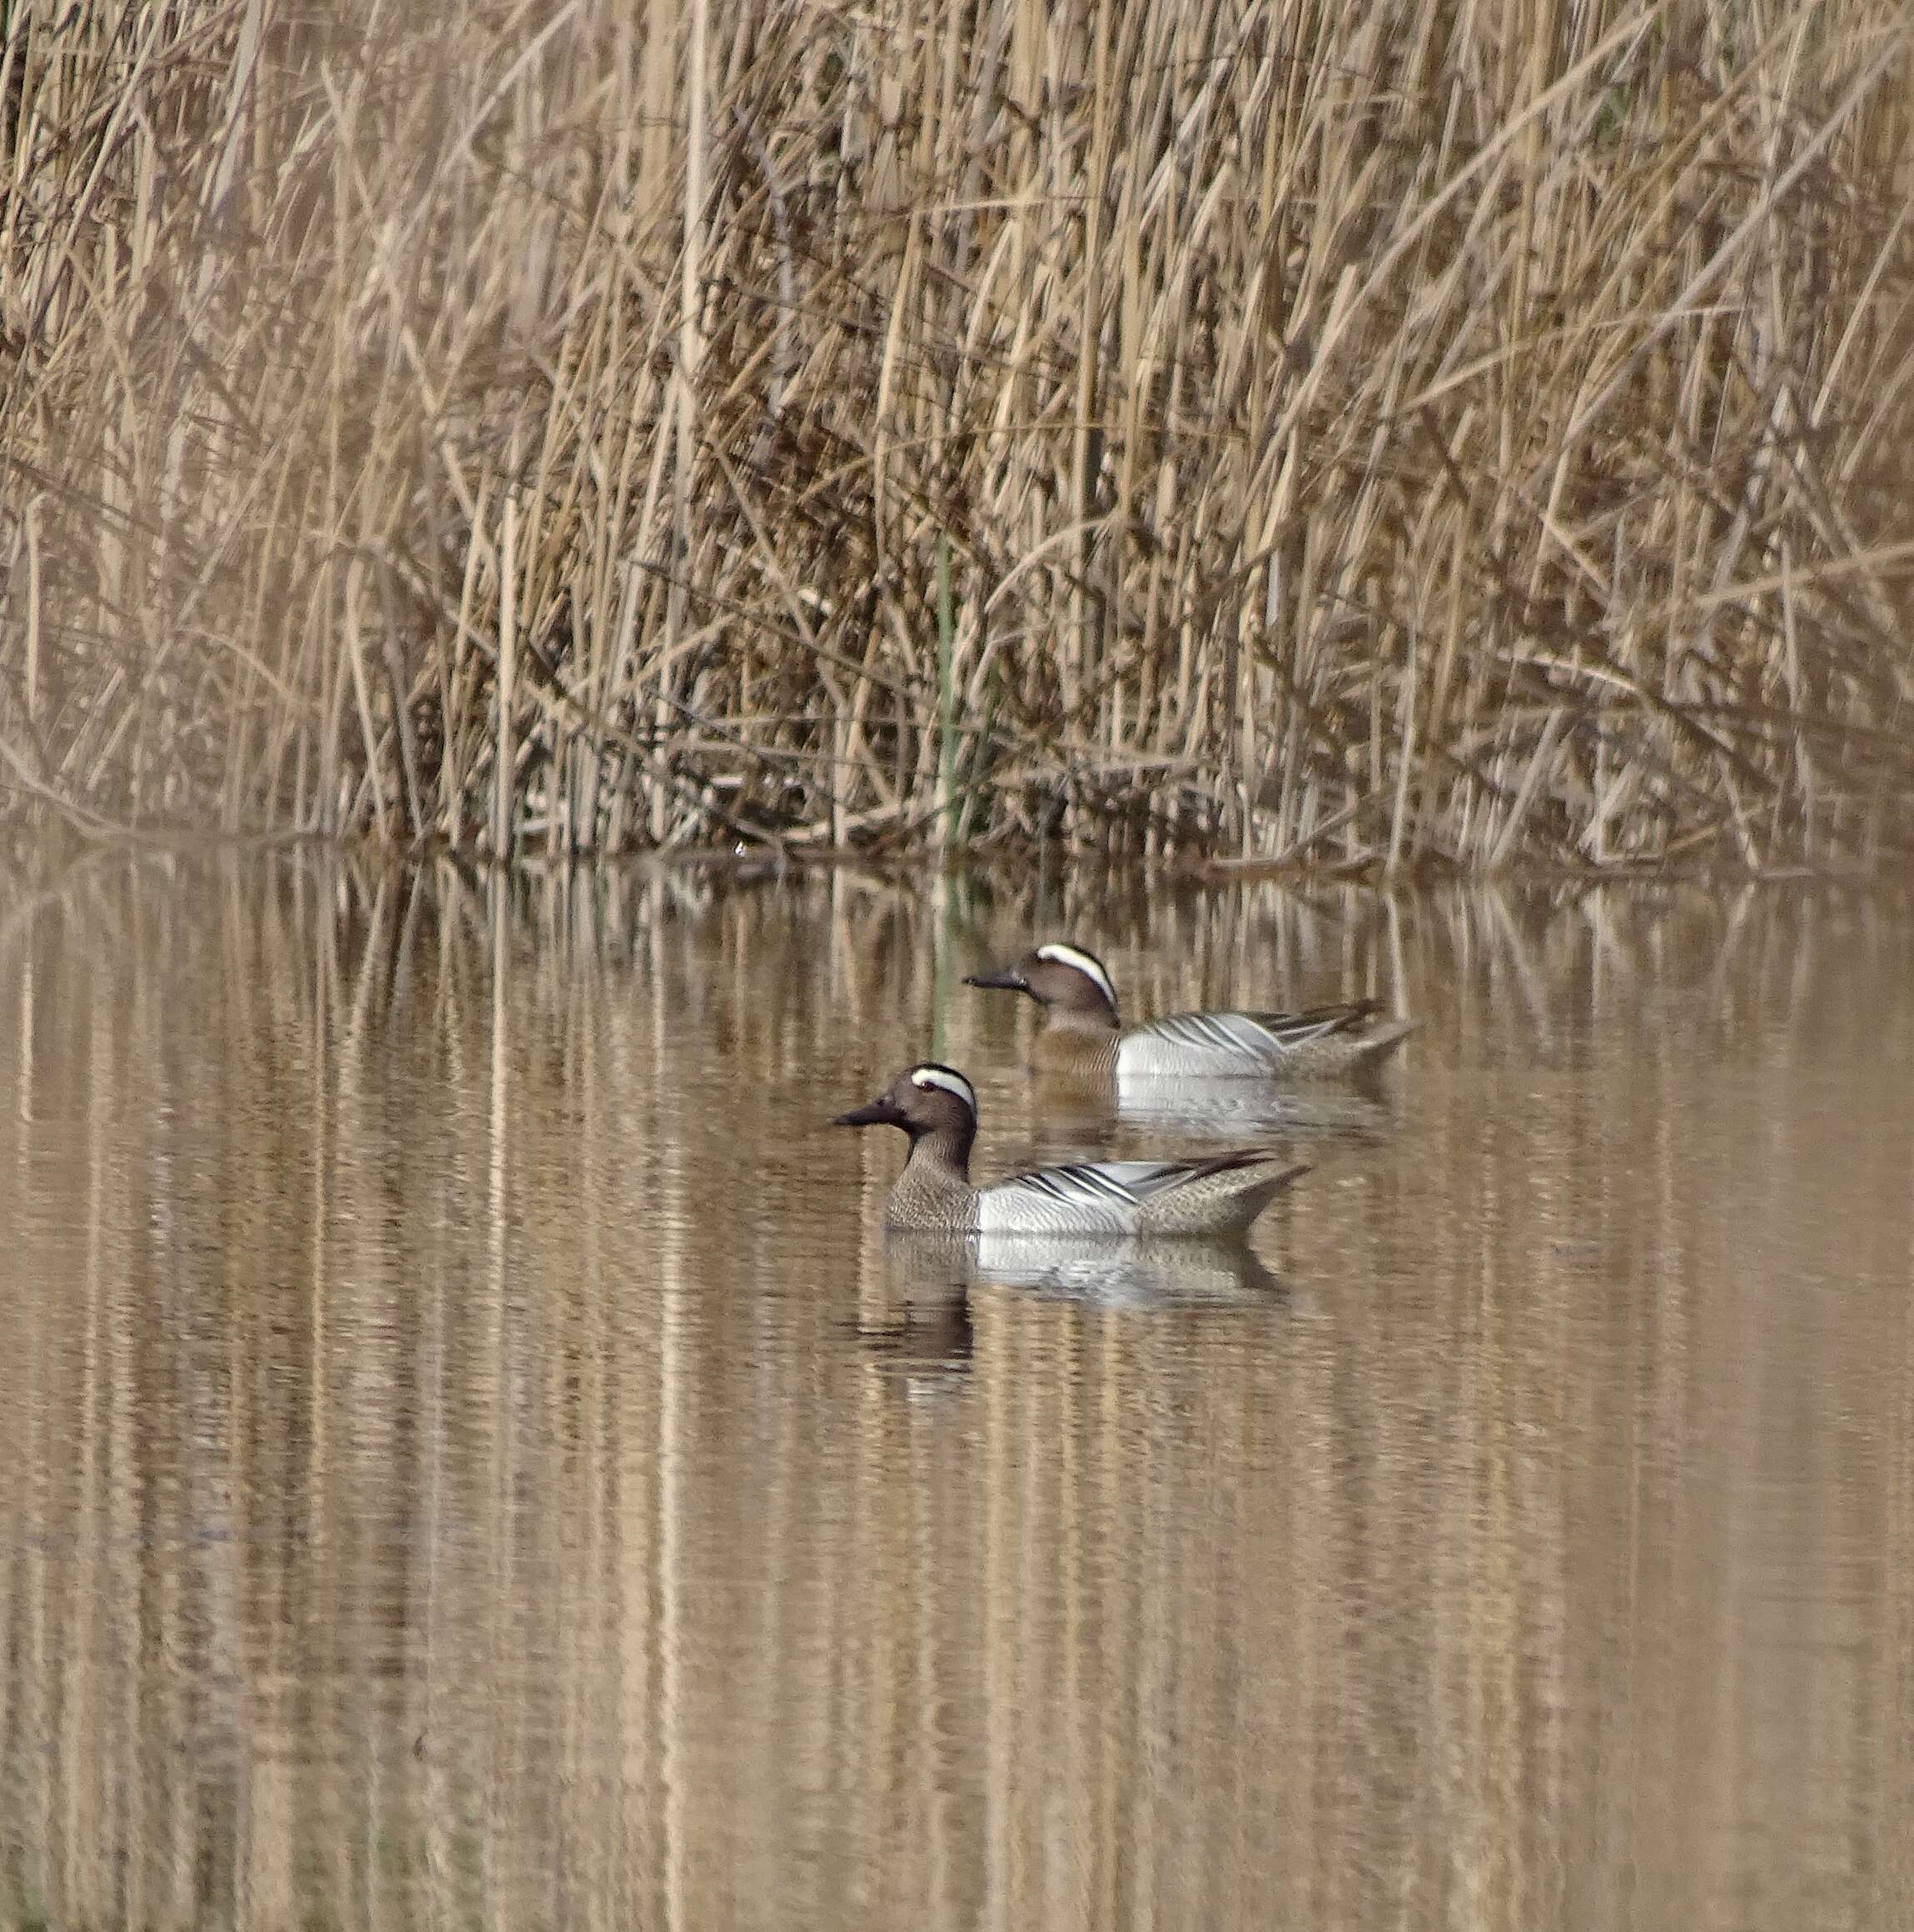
2,0,1912,869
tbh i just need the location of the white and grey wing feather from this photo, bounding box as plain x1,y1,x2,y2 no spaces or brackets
1121,1006,1360,1073
1150,1011,1293,1051
1121,1010,1289,1072
979,1159,1191,1234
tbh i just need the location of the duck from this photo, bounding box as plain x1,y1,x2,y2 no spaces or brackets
833,1063,1308,1236
964,941,1416,1082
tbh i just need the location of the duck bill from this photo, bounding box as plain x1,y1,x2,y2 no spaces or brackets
962,966,1027,993
833,1095,903,1128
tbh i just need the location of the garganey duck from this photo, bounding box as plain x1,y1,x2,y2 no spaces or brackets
965,941,1415,1083
833,1064,1308,1236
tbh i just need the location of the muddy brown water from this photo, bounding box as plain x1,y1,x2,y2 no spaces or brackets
2,852,1912,1931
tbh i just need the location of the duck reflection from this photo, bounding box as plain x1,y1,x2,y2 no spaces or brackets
865,1229,1289,1323
852,1232,977,1383
852,1229,1290,1383
1112,1073,1394,1147
967,1231,1289,1307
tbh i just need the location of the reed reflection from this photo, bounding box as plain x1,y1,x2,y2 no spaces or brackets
0,851,1910,1932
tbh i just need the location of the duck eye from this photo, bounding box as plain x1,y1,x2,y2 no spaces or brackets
909,1066,976,1112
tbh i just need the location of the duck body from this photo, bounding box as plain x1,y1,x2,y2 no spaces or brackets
833,1065,1306,1238
967,942,1416,1084
973,1149,1306,1237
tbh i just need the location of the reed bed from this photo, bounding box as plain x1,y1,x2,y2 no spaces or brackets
2,0,1912,867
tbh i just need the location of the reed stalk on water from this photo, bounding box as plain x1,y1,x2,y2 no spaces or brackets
2,0,1912,869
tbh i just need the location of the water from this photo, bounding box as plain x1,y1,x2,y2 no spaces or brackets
3,852,1912,1931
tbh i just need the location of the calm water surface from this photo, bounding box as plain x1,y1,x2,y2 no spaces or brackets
3,854,1913,1931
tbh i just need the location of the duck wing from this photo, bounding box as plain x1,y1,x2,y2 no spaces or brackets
1122,1001,1375,1075
1238,997,1384,1040
994,1159,1176,1208
981,1150,1295,1235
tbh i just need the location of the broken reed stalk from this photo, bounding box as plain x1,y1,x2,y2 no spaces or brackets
2,0,1913,871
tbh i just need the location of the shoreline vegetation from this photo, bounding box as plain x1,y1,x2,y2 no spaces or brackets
2,2,1912,872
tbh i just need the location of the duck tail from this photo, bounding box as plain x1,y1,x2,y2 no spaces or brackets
1360,1017,1419,1056
1224,1156,1312,1233
1157,1150,1311,1236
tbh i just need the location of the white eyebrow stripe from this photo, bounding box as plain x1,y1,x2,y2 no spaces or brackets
1035,943,1119,1012
909,1065,977,1113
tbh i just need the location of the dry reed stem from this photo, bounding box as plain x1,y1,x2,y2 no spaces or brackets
2,0,1912,868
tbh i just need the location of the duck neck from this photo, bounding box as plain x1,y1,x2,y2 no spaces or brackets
1035,1006,1121,1075
904,1117,974,1184
889,1120,977,1229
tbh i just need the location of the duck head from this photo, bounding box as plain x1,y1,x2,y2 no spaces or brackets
833,1063,979,1163
964,941,1120,1026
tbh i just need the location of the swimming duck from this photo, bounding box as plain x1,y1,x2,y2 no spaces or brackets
964,941,1415,1082
833,1063,1308,1236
